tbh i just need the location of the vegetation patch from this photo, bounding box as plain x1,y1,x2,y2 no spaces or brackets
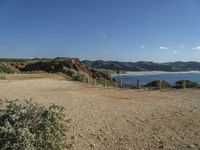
0,75,6,80
0,62,20,73
175,80,199,88
0,100,68,150
64,68,89,82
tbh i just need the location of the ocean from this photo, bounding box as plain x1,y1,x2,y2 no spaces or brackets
112,71,200,86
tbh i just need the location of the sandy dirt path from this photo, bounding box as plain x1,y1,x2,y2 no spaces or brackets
0,73,200,150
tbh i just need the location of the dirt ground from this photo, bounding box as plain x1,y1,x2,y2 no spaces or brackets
0,73,200,150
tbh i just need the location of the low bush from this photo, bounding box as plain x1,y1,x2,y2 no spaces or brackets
175,80,199,88
64,68,89,82
0,76,6,80
72,71,88,82
0,63,20,73
64,68,77,77
0,100,68,150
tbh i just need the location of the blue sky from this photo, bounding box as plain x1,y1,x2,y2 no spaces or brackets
0,0,200,62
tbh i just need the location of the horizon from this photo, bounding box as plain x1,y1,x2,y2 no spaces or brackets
1,0,200,62
2,57,200,63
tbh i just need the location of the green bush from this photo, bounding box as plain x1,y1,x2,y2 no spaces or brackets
0,100,68,150
175,80,199,88
0,63,20,73
72,71,88,82
64,68,77,77
64,68,89,82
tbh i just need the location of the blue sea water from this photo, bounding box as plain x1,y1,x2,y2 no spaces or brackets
112,71,200,86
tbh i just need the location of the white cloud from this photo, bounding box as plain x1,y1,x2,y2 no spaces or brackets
97,30,107,37
140,45,145,48
160,46,168,50
173,50,178,53
192,46,200,50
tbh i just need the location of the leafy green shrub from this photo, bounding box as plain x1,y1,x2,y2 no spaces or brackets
0,63,20,73
64,68,77,77
64,68,88,82
72,71,88,82
175,80,199,88
0,100,68,150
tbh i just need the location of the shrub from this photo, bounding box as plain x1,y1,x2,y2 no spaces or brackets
0,76,6,80
0,100,68,150
64,68,77,77
72,71,88,82
64,68,89,82
175,80,199,88
0,63,20,73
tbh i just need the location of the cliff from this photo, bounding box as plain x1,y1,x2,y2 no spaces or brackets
20,58,111,80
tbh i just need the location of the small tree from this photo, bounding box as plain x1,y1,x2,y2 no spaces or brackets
0,100,68,150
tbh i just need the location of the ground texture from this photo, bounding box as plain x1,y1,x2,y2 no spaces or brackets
0,73,200,150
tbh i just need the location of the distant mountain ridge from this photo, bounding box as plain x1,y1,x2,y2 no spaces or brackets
82,60,200,71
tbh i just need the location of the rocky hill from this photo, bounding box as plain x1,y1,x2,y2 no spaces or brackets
20,58,111,80
82,60,200,72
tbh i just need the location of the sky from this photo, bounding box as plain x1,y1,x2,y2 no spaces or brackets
0,0,200,62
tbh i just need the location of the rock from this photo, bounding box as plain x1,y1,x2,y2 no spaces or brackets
96,135,101,140
144,80,171,88
71,135,76,140
89,143,95,148
190,144,195,147
65,143,74,149
20,58,112,81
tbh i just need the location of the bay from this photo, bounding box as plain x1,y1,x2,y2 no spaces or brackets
112,71,200,86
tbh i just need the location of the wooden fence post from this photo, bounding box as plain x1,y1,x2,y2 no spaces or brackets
136,80,141,89
115,81,118,87
104,79,107,87
158,80,162,89
87,77,89,84
119,79,123,88
93,78,96,86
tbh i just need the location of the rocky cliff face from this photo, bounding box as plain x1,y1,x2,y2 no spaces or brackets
20,58,112,80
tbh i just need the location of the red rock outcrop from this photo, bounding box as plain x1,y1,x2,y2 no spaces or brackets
20,58,111,80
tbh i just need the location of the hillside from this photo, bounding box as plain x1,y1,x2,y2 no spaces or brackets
0,58,112,80
82,60,200,72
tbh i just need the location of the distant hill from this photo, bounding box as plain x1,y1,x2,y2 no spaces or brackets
82,60,200,71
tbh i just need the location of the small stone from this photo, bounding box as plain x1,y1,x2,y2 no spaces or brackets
66,143,74,149
158,145,164,149
191,144,195,147
90,143,95,148
97,135,101,140
194,143,198,146
71,135,76,139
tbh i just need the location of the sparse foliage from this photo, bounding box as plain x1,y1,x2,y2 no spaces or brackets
175,80,199,88
64,68,89,82
0,75,6,80
0,100,68,150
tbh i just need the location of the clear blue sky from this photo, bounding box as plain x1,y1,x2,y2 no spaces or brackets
0,0,200,62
